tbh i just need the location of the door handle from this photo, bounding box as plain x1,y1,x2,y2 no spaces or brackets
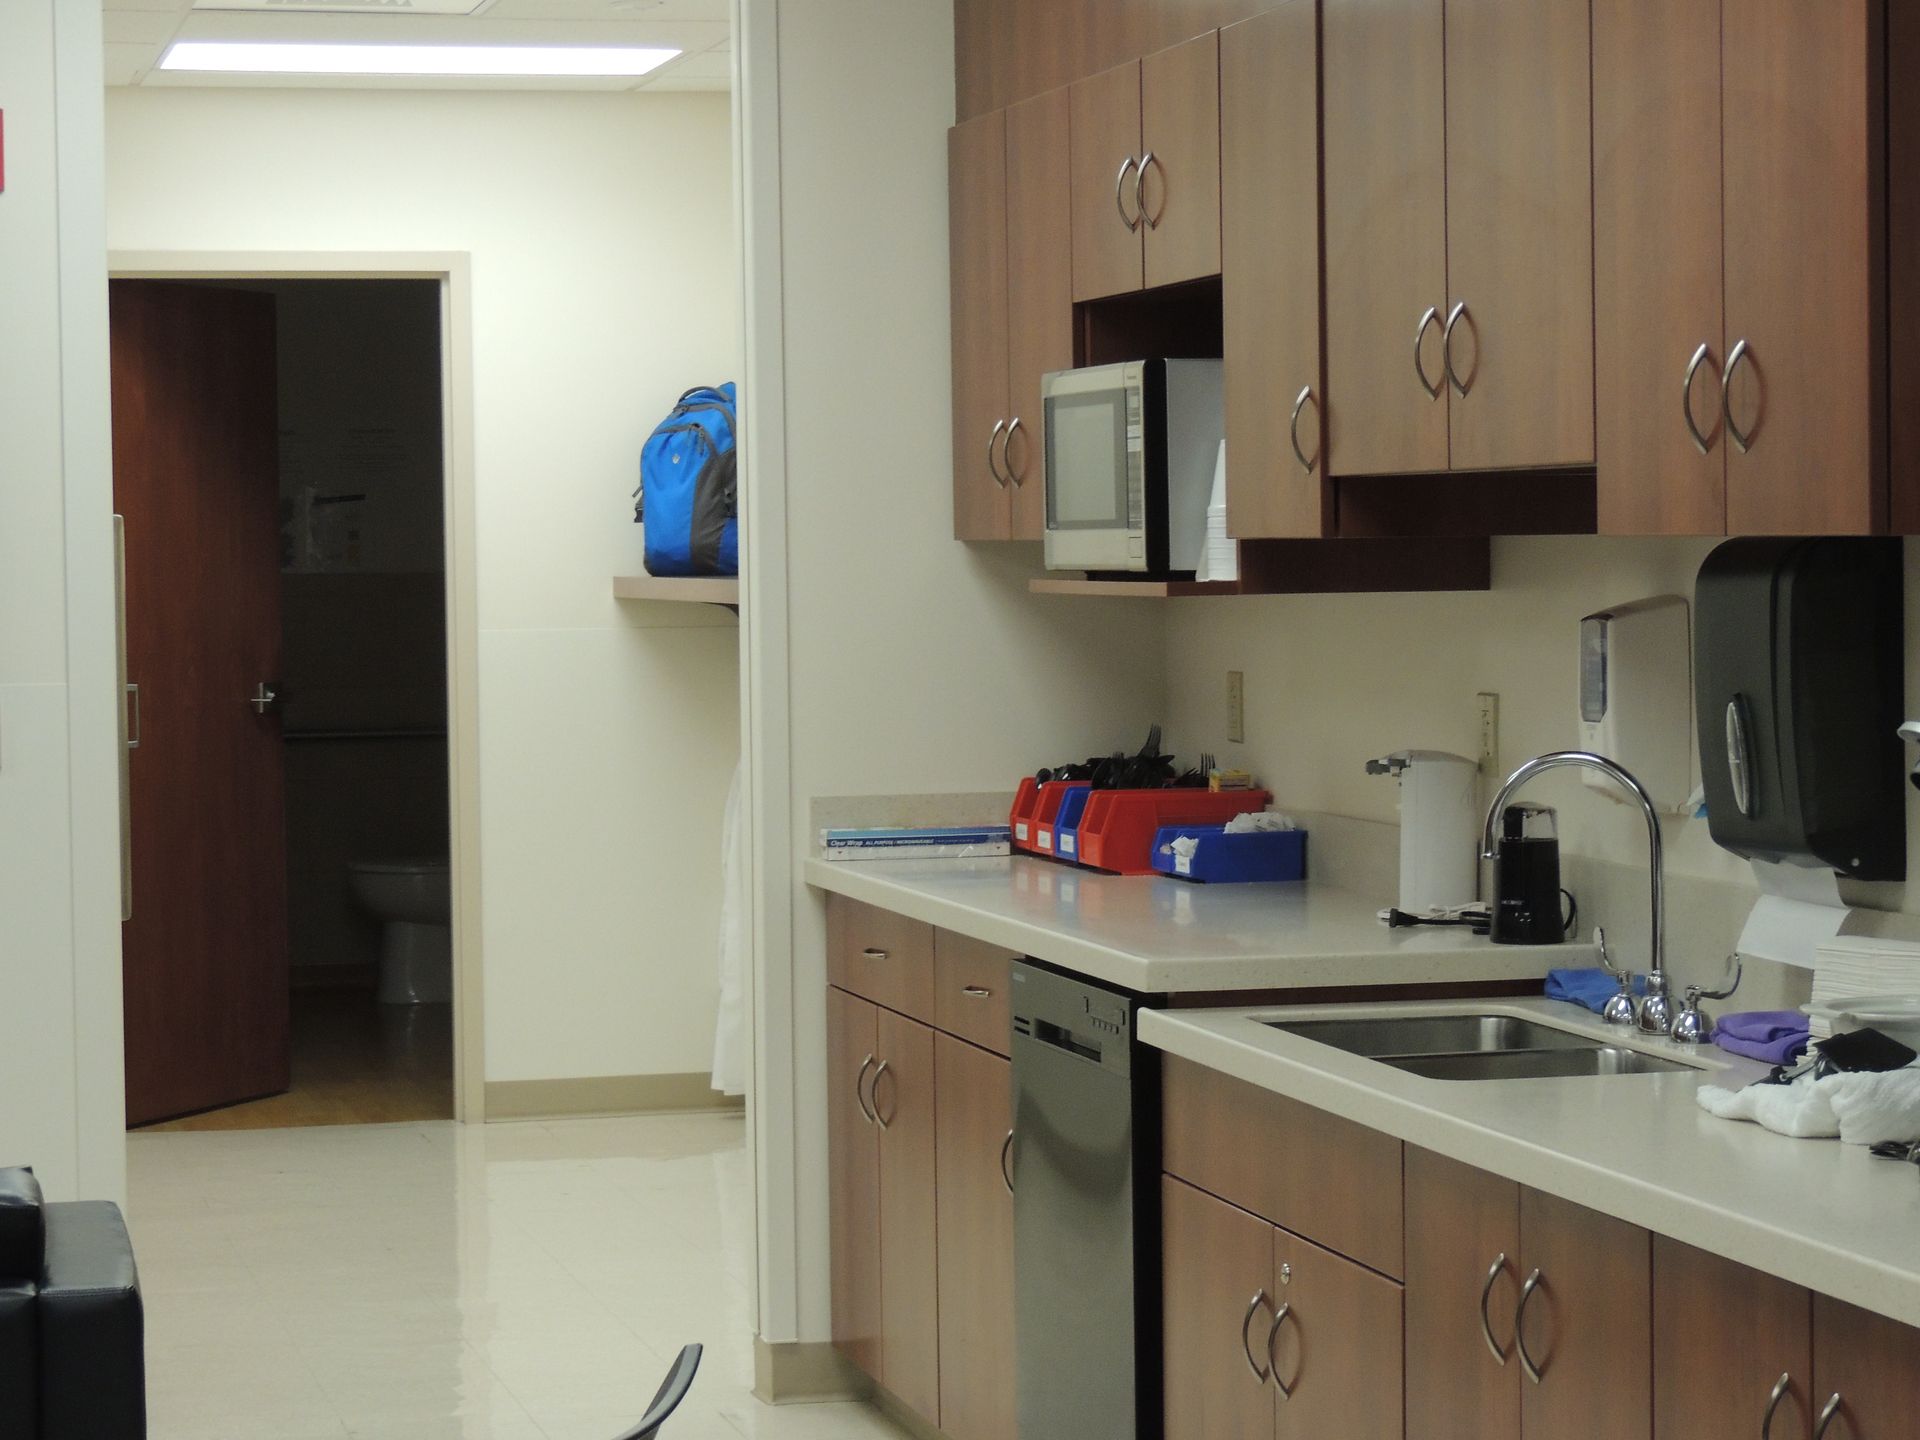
1813,1393,1843,1439
248,682,280,715
1514,1268,1546,1384
1136,151,1162,231
870,1059,893,1129
1289,386,1320,475
855,1054,877,1126
126,685,142,750
1443,301,1472,396
1721,338,1757,453
1682,342,1717,455
1265,1301,1296,1399
1479,1252,1512,1365
1115,156,1142,232
1003,416,1027,487
1239,1289,1274,1383
1000,1130,1014,1195
1414,306,1444,399
1761,1373,1792,1440
987,418,1009,487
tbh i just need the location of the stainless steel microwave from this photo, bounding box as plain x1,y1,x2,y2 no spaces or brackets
1041,358,1224,575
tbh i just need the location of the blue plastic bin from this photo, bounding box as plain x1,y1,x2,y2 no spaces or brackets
1148,824,1308,883
1052,787,1096,863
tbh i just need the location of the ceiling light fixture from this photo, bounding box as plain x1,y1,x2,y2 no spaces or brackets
157,40,681,78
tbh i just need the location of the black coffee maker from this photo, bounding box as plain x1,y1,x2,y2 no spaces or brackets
1491,803,1565,945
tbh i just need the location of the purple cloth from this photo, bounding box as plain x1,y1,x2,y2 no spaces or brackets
1712,1010,1811,1066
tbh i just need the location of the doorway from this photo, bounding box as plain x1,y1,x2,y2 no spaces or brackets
110,260,481,1129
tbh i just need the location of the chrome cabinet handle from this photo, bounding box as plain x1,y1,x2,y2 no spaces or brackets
1479,1253,1512,1365
1683,342,1716,455
854,1054,877,1126
1265,1302,1295,1399
126,683,142,750
1288,386,1319,474
963,985,993,998
1515,1268,1546,1384
1115,156,1141,232
1004,416,1027,486
248,681,279,715
1813,1394,1843,1439
1722,338,1756,453
870,1059,893,1130
987,418,1009,487
861,947,889,961
1414,306,1444,399
1762,1373,1792,1440
1136,151,1161,230
1000,1130,1014,1195
1443,301,1472,396
1240,1290,1274,1383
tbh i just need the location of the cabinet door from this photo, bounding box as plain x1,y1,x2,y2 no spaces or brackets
935,1037,1015,1440
1140,30,1222,290
1070,59,1146,301
1653,1238,1812,1440
827,987,882,1380
1322,0,1450,476
1005,86,1075,538
875,1009,940,1423
1162,1177,1276,1440
1518,1189,1652,1440
1404,1148,1521,1440
1221,1,1327,539
1810,1296,1920,1440
1722,0,1882,534
1593,0,1727,534
1271,1228,1405,1440
950,110,1012,541
1442,0,1593,470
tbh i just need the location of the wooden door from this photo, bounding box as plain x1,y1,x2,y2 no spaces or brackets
1070,59,1146,301
1593,0,1727,534
1221,1,1326,538
1270,1228,1404,1440
950,110,1012,541
1722,0,1882,534
1404,1148,1521,1440
934,1036,1015,1440
875,1008,941,1423
1140,30,1222,290
1442,0,1594,470
1322,0,1450,476
1652,1239,1812,1440
1162,1177,1276,1440
1518,1189,1652,1440
1005,86,1075,538
111,280,290,1129
1811,1295,1920,1438
826,986,882,1380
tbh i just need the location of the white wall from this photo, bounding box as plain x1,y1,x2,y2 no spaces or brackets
741,0,1171,1344
104,87,743,1087
0,0,126,1201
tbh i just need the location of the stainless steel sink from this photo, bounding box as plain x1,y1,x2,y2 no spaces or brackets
1265,1012,1701,1082
1382,1047,1694,1082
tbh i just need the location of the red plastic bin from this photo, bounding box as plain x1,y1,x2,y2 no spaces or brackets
1075,789,1273,875
1008,777,1042,852
1031,780,1092,859
1010,778,1088,855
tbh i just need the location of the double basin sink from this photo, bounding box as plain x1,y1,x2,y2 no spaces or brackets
1266,1013,1703,1082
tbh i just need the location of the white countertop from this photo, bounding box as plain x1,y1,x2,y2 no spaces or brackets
1139,998,1920,1328
804,855,1592,993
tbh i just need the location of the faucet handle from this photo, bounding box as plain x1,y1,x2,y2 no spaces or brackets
1593,928,1640,1027
1699,954,1744,1003
1595,927,1621,978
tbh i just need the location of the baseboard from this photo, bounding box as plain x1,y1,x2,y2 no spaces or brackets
752,1338,872,1405
868,1387,949,1440
483,1072,745,1121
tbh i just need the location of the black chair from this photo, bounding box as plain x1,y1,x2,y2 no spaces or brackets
613,1343,702,1439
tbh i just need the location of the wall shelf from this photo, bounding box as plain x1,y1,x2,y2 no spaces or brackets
1028,576,1244,597
1030,537,1493,597
611,574,740,607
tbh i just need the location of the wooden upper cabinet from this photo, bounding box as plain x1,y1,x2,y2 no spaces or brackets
934,1036,1015,1440
1812,1294,1920,1437
1221,1,1327,539
1722,0,1883,535
826,987,882,1381
1652,1238,1813,1440
875,1009,941,1423
1442,0,1594,471
1162,1177,1277,1440
1140,30,1222,290
1005,87,1075,537
1593,0,1728,535
1071,60,1146,301
1322,0,1450,477
950,111,1013,542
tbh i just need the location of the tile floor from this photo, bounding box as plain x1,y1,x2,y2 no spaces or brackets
126,1112,915,1440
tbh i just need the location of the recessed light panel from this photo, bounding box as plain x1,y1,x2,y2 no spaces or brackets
190,0,497,14
158,40,681,77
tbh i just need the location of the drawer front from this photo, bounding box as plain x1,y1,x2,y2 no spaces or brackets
1162,1055,1404,1279
827,895,936,1024
934,930,1017,1056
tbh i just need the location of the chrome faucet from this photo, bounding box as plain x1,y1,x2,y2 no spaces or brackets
1481,751,1673,1036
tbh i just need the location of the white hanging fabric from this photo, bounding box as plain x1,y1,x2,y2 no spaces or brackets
710,760,749,1097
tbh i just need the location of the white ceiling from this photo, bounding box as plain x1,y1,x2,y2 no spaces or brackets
103,0,732,92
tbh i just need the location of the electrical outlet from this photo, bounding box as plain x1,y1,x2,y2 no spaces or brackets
1476,691,1500,776
1227,670,1245,744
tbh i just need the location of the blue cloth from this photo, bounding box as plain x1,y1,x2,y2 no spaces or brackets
1546,967,1646,1015
1712,1010,1811,1066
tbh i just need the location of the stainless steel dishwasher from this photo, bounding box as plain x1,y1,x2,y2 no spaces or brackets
1011,960,1163,1440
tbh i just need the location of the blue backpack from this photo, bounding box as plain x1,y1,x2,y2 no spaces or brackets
635,383,739,577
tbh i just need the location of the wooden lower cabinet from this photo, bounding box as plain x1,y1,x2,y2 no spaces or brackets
827,986,882,1381
934,1035,1015,1440
1271,1227,1403,1440
1811,1295,1920,1439
1518,1187,1652,1440
1653,1238,1813,1440
1405,1149,1521,1440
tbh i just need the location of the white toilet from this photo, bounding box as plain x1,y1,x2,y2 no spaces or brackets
348,858,453,1005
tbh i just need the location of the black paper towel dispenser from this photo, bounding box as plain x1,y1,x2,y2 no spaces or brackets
1694,537,1905,879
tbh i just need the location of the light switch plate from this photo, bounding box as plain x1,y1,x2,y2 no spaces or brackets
1477,691,1500,776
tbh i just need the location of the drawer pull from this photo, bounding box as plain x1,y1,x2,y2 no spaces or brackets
1813,1393,1843,1439
861,947,889,961
962,985,993,999
1479,1253,1512,1365
1515,1268,1545,1384
1265,1302,1295,1399
1762,1373,1791,1440
1239,1289,1273,1383
854,1054,877,1126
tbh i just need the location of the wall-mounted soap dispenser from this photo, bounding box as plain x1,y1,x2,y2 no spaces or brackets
1693,537,1905,880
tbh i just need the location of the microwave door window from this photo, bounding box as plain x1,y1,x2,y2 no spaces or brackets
1046,394,1129,528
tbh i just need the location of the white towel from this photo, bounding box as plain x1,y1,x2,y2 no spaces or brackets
1697,1064,1920,1145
